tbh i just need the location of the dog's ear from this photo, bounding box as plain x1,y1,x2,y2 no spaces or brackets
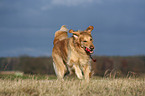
69,29,80,39
69,29,74,33
86,26,94,34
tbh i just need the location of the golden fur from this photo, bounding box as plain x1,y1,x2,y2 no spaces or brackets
52,25,95,81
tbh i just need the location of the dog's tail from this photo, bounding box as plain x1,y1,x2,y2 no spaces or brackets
53,25,68,45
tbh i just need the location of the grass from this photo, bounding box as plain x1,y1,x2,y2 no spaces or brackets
0,74,144,96
0,74,57,80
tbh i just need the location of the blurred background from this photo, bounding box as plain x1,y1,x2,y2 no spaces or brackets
0,0,145,77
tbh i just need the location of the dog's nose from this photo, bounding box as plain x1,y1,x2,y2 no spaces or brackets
90,46,94,50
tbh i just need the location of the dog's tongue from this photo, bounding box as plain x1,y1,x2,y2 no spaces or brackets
86,47,93,53
86,47,90,52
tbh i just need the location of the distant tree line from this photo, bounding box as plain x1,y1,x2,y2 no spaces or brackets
0,56,55,75
0,56,145,76
91,56,145,77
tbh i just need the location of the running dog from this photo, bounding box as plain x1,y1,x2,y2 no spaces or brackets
52,25,95,81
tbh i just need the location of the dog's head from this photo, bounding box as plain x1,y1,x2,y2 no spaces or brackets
69,26,95,54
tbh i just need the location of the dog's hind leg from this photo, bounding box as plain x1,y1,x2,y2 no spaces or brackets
52,55,67,79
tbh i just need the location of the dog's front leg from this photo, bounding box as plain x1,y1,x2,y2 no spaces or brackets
73,64,83,79
83,65,91,82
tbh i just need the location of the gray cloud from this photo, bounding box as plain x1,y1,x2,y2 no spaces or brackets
0,47,49,57
0,0,145,56
51,0,94,6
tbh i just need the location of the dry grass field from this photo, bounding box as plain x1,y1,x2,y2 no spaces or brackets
0,75,144,96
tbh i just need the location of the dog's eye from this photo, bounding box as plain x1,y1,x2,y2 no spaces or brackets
83,40,87,42
90,39,92,41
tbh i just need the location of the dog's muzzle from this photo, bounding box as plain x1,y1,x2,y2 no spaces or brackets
85,46,94,54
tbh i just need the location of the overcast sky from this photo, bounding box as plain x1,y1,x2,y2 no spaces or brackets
0,0,145,57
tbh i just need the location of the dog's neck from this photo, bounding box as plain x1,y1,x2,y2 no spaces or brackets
70,37,89,56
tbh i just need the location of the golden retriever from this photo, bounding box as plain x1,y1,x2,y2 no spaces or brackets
52,25,95,81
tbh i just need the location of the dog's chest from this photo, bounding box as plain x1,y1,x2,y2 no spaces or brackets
79,57,91,66
67,50,90,66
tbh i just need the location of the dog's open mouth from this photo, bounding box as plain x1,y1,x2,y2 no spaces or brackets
85,47,94,54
